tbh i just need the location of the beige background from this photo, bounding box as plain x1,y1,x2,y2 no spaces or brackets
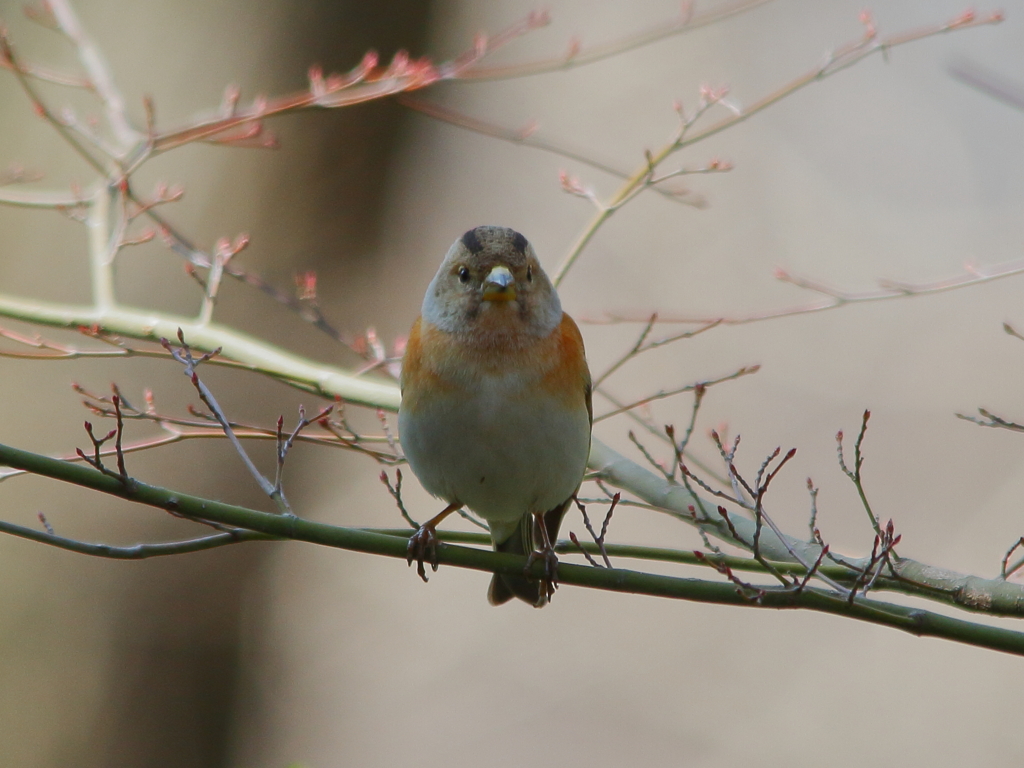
2,1,1023,766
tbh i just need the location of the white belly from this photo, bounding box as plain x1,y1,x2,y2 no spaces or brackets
399,378,590,544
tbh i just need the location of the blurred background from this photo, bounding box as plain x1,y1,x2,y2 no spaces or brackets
1,1,1023,766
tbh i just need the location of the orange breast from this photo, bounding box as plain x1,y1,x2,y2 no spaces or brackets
538,313,591,415
400,313,590,418
399,317,453,415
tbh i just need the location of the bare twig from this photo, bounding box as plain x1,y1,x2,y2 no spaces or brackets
594,316,722,390
571,494,618,567
837,410,884,538
1001,538,1024,580
600,389,727,485
47,0,141,148
569,531,602,568
162,329,292,512
627,430,672,481
0,517,272,558
846,519,902,603
0,29,107,173
693,550,767,602
950,59,1024,112
665,383,706,480
957,407,1024,433
397,97,702,206
459,0,772,80
376,408,400,459
688,440,854,597
0,51,91,88
806,477,820,539
711,429,748,506
672,10,1002,149
584,256,1024,328
149,14,548,154
0,186,91,210
594,364,758,422
795,544,830,593
553,83,731,286
380,468,418,529
273,404,333,496
0,386,395,485
555,10,1003,287
74,389,133,488
731,448,798,588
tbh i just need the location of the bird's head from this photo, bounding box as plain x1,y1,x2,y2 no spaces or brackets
422,226,562,340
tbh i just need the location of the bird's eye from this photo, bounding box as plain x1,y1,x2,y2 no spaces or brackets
526,265,533,282
458,266,470,283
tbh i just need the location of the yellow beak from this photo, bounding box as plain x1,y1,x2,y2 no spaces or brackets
481,265,516,301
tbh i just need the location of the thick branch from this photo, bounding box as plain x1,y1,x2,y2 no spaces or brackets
2,287,1019,616
0,294,400,409
1,440,1022,656
588,439,1024,616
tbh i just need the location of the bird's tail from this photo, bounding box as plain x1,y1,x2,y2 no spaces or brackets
487,499,571,607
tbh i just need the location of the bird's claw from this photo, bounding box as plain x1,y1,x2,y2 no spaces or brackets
525,545,560,603
407,524,440,582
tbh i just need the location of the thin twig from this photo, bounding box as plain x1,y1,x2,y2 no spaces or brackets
569,532,602,567
950,59,1024,112
397,97,701,206
48,0,141,149
601,389,727,485
584,255,1024,328
380,468,418,529
0,517,273,558
806,477,820,539
628,430,672,481
594,365,758,422
571,494,618,567
665,384,706,480
1001,538,1024,580
149,14,547,154
459,0,772,80
837,410,883,537
0,30,108,174
273,404,333,496
0,187,92,209
162,329,287,510
595,313,658,388
957,407,1024,433
553,9,1002,288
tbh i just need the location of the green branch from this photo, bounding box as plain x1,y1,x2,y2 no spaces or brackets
0,518,273,557
1,291,1021,619
0,293,400,409
2,440,1024,656
589,439,1024,616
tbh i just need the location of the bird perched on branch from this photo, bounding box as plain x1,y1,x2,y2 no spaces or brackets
399,226,592,606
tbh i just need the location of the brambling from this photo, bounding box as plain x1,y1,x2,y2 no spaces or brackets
398,226,592,606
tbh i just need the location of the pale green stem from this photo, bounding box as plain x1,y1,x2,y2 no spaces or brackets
87,184,116,311
0,189,90,208
0,294,401,409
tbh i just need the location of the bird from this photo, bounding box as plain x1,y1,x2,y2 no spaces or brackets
398,226,592,606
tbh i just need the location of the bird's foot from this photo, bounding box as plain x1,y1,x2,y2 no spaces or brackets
406,502,461,582
525,544,559,604
407,523,440,582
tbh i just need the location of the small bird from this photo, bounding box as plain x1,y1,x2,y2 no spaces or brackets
399,226,592,606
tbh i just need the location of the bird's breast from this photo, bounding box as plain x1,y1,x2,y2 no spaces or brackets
399,315,591,541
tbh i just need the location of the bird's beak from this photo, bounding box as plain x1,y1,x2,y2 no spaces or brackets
481,265,516,302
